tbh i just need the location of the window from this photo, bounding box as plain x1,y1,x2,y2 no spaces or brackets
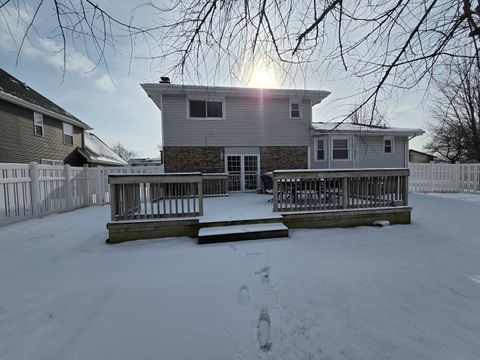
188,99,223,118
63,122,73,145
384,137,394,153
332,138,350,160
40,159,64,166
315,138,325,160
34,112,44,136
290,102,300,118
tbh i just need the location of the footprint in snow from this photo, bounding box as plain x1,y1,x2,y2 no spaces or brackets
236,285,251,306
257,307,272,352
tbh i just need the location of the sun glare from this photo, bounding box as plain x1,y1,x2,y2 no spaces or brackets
251,68,275,88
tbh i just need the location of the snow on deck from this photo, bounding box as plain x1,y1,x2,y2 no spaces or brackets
202,193,279,222
1,193,480,359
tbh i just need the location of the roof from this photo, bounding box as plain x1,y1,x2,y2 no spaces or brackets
312,122,424,136
0,68,91,129
141,83,331,107
409,149,435,158
77,132,128,166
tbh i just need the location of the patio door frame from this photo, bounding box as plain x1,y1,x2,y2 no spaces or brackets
225,154,261,192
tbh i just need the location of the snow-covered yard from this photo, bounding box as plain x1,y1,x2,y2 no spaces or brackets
1,193,480,360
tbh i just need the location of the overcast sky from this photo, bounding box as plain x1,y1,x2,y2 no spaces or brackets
0,2,428,157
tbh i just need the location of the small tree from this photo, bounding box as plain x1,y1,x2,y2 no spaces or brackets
111,142,135,161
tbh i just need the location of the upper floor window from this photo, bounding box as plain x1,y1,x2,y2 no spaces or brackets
332,137,350,160
40,159,64,166
63,122,73,145
34,112,44,137
188,99,223,119
290,101,300,118
384,136,394,153
315,138,325,161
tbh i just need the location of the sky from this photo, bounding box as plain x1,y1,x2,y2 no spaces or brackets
0,2,429,157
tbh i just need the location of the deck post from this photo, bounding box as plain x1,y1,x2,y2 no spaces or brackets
198,179,204,216
272,173,278,212
110,182,117,221
342,177,348,209
403,174,409,206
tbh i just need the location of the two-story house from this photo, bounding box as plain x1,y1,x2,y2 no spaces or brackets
0,69,126,167
142,82,423,191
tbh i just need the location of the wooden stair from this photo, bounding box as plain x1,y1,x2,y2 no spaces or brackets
198,222,289,244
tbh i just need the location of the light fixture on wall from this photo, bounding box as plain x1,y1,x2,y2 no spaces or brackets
220,151,224,161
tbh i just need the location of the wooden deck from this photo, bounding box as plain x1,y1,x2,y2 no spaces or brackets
106,169,411,243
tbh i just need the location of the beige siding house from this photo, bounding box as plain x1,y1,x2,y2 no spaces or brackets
0,68,127,167
142,82,424,191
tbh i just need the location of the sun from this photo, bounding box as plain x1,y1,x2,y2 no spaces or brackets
251,68,275,88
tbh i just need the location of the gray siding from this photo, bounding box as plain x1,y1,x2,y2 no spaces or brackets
0,99,84,165
310,134,407,169
162,95,311,146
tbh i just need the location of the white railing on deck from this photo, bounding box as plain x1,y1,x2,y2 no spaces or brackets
109,173,203,221
203,173,228,197
409,162,480,193
272,168,409,212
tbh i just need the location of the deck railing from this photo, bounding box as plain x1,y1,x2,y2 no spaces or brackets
272,168,409,212
203,173,229,197
109,173,203,221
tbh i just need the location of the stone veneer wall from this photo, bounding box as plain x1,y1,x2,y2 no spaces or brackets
163,146,225,173
260,146,308,173
164,146,308,174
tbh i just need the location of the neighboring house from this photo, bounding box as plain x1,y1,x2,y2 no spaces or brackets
141,82,424,191
0,69,126,167
129,157,163,167
409,149,436,163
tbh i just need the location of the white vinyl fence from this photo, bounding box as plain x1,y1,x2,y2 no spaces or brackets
409,162,480,193
0,163,164,226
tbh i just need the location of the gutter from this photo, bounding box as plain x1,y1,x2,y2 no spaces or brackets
0,91,92,130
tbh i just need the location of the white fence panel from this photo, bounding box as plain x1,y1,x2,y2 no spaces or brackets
409,162,480,193
0,163,165,226
0,164,32,226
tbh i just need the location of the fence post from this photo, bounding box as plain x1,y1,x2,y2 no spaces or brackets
29,162,40,216
83,164,91,206
96,166,105,205
455,161,461,192
64,164,73,210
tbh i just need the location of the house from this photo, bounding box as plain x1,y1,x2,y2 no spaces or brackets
409,149,436,163
141,82,424,191
0,68,126,167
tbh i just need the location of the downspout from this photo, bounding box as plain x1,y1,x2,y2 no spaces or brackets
406,134,418,168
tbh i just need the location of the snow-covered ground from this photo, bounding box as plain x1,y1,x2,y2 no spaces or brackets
1,193,480,360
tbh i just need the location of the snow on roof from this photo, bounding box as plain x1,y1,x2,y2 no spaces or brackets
141,83,330,107
79,132,128,166
312,122,424,135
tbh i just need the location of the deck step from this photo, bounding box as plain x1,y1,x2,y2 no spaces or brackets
198,223,289,244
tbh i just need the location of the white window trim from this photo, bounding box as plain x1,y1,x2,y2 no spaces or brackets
63,122,74,146
40,159,64,166
314,137,326,161
33,112,44,137
187,97,225,120
384,136,395,154
331,135,352,161
289,100,302,119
